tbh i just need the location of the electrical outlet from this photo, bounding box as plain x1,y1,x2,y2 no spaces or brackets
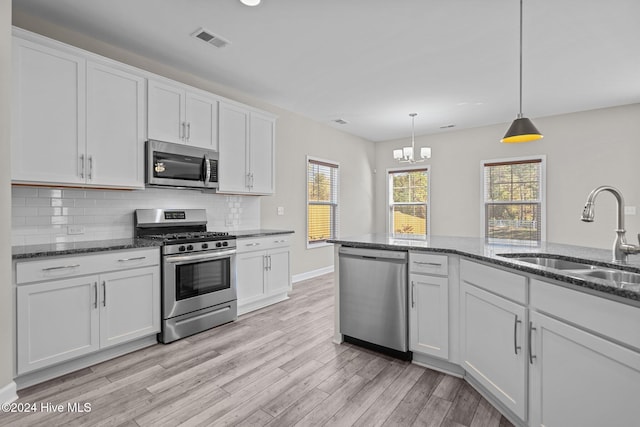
67,225,85,235
277,207,285,216
624,206,637,215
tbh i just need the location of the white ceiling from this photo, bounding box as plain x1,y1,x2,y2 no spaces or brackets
13,0,640,142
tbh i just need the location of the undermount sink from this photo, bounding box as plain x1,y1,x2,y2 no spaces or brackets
500,253,640,291
499,255,599,271
580,269,640,291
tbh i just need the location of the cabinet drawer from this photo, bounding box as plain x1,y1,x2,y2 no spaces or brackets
236,234,291,253
409,252,448,275
16,248,160,285
530,278,640,351
460,259,527,304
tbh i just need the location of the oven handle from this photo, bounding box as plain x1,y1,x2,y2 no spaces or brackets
165,249,236,264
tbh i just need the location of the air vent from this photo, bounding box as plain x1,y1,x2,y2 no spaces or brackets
439,124,456,129
192,28,231,48
333,119,348,125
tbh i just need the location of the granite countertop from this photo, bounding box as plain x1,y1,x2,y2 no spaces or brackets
233,229,295,239
329,234,640,306
12,230,295,260
12,238,162,260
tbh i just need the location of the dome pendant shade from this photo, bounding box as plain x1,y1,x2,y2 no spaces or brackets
501,116,543,143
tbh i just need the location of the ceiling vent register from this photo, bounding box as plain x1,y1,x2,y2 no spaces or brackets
192,28,231,48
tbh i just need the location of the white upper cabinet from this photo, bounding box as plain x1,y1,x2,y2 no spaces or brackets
11,31,145,189
218,102,276,195
86,62,145,188
12,37,86,185
148,79,219,150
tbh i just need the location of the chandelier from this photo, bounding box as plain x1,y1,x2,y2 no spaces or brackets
393,113,431,163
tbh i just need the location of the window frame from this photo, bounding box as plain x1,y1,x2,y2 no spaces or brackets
306,155,340,249
386,165,431,239
480,155,546,244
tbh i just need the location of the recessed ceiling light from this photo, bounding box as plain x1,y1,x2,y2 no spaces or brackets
240,0,261,6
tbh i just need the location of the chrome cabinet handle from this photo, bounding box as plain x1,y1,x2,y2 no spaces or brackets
251,173,254,189
274,239,287,244
88,156,93,180
42,264,80,271
246,173,251,189
264,255,268,271
118,256,146,262
529,321,537,364
245,242,261,247
414,261,442,267
186,122,191,141
269,255,272,270
513,315,522,355
411,281,415,308
93,282,98,309
102,281,106,307
79,154,85,178
181,122,186,140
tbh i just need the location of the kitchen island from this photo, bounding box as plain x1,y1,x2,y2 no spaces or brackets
329,234,640,427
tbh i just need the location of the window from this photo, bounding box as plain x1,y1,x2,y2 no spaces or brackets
307,157,339,246
482,156,545,243
388,168,429,238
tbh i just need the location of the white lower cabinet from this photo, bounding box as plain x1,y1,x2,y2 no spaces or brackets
409,252,449,359
236,235,291,314
16,248,160,376
528,311,640,427
17,276,100,374
460,260,527,421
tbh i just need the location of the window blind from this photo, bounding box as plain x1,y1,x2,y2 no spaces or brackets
389,168,429,237
483,159,542,242
307,158,339,244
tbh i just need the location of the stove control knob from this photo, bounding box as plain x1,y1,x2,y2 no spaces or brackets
178,245,186,252
202,243,209,249
216,242,222,248
186,244,194,251
222,241,228,247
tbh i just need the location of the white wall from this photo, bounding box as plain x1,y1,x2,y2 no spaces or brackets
12,11,376,276
376,103,640,250
1,0,15,403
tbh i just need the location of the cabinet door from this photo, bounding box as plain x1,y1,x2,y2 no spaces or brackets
17,277,100,374
99,267,160,348
148,80,184,144
461,283,527,419
86,62,145,188
267,248,291,295
185,92,218,150
409,274,448,359
236,251,267,306
529,311,640,427
12,38,85,184
249,112,275,194
218,102,249,193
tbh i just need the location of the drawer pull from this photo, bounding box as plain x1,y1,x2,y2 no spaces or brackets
42,264,80,271
414,261,442,267
118,256,146,262
245,243,261,247
274,239,287,243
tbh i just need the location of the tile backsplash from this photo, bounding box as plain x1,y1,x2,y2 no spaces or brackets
11,186,260,246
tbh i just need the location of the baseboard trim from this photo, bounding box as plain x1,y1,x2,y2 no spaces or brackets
0,381,18,404
292,265,334,283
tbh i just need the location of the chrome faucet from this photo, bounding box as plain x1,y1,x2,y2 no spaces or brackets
580,185,640,264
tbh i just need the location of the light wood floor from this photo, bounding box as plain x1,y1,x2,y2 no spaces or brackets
4,273,514,427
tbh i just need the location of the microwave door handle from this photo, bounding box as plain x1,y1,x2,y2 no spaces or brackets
203,155,211,185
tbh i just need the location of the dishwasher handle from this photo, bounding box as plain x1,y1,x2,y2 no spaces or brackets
339,246,407,262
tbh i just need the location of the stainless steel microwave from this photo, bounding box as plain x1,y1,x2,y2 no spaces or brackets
146,140,218,190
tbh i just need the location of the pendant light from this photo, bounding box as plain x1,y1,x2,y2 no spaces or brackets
393,113,431,163
501,0,543,143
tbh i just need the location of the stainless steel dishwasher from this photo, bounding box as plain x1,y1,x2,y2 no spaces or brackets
339,246,411,360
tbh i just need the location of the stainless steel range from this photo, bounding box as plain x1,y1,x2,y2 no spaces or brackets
134,209,237,343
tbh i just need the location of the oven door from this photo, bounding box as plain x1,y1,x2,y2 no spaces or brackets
163,249,236,319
